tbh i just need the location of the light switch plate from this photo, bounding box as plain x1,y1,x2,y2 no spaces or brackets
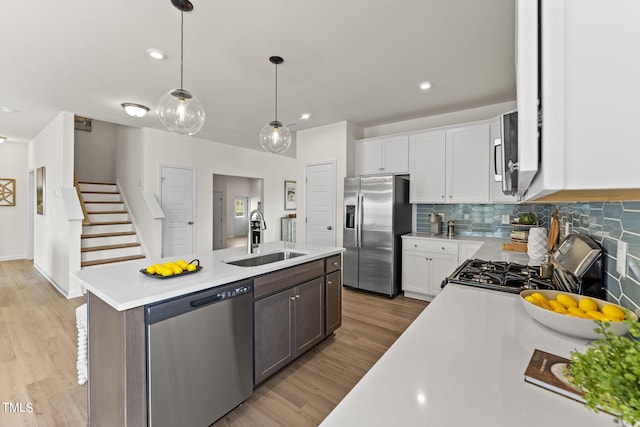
617,240,628,278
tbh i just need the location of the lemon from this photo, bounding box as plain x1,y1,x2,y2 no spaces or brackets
146,265,156,275
586,310,606,321
159,267,173,277
176,259,188,269
578,297,598,312
556,294,578,309
601,305,625,321
187,263,197,272
171,265,183,275
549,300,568,314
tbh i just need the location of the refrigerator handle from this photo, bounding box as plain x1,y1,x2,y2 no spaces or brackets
357,192,364,247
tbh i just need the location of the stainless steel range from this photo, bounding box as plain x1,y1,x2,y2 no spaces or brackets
444,234,604,299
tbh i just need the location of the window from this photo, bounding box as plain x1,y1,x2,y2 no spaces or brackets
234,198,246,218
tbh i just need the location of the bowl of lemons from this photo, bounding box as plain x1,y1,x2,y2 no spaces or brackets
520,289,637,339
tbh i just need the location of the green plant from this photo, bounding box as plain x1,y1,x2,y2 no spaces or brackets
567,314,640,425
517,212,538,225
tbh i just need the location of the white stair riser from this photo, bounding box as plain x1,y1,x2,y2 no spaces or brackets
81,246,143,262
81,235,138,248
82,223,134,234
88,212,129,223
78,183,117,193
82,193,121,202
84,203,124,212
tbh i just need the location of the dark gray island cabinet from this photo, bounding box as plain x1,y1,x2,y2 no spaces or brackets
254,254,342,384
86,252,342,426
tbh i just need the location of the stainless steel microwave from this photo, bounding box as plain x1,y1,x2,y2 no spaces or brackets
499,110,518,195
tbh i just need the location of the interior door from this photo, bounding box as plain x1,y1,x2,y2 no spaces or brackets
161,166,195,257
305,161,336,246
212,190,224,249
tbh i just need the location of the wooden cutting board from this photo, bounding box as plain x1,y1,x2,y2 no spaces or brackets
548,210,559,252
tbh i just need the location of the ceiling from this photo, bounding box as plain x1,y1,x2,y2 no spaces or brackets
0,0,516,154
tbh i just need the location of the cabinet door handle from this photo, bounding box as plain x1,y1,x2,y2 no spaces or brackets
295,294,300,299
332,261,339,266
327,281,333,285
290,296,296,301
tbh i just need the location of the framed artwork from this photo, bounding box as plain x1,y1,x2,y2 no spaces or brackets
284,180,296,210
0,178,16,206
36,166,45,215
74,115,92,132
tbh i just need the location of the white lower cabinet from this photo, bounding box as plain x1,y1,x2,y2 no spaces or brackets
402,238,459,301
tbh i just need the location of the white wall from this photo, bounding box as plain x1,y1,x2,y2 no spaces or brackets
74,119,117,182
115,127,298,258
28,112,83,298
363,101,516,138
0,142,28,260
296,121,363,248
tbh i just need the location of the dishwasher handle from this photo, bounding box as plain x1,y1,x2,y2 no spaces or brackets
190,294,223,308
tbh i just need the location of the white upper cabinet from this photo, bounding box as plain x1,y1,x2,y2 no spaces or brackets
409,122,490,204
489,119,519,203
518,0,640,201
355,135,409,176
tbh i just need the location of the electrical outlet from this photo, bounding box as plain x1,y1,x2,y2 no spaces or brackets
502,214,510,224
438,212,445,219
617,241,628,278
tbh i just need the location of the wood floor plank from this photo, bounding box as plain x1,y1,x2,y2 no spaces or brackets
0,260,428,426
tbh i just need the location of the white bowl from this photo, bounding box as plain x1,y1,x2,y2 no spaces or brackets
520,290,637,340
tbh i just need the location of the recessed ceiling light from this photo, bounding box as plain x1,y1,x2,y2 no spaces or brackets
419,81,432,91
0,136,7,144
147,48,166,60
121,103,150,118
1,106,19,113
300,113,311,120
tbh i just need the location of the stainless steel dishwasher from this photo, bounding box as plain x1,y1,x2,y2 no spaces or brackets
145,279,253,427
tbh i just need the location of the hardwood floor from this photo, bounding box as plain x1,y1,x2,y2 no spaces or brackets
0,260,428,426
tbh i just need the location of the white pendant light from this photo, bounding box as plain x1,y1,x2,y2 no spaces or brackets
259,56,292,154
156,0,205,136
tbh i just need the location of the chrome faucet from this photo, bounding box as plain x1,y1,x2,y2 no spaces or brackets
247,210,267,254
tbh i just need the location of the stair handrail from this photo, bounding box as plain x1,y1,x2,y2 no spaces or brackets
74,176,90,225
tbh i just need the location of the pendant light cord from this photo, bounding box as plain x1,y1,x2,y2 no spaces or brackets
274,61,278,123
180,10,184,91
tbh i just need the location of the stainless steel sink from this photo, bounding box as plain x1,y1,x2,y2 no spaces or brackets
224,251,305,267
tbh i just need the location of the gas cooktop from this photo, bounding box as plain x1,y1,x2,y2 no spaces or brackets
444,259,558,294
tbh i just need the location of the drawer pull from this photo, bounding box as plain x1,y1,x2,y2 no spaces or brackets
332,261,339,266
327,281,333,285
290,296,296,301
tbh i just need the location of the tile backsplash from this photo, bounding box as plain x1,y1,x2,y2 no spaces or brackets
416,204,550,238
416,201,640,312
554,201,640,312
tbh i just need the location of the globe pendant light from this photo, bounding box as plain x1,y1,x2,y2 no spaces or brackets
259,56,292,154
156,0,205,136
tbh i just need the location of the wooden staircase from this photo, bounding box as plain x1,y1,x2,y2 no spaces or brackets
77,181,146,268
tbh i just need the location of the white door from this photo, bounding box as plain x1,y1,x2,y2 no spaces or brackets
305,161,336,246
161,166,195,257
212,190,224,250
233,197,248,237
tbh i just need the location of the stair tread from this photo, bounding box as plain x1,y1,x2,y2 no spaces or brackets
81,191,121,194
77,181,116,185
81,242,141,252
82,231,136,239
84,201,124,204
86,221,132,226
87,210,128,214
82,254,146,267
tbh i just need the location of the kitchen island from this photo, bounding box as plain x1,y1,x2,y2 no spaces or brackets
321,282,615,426
74,241,343,426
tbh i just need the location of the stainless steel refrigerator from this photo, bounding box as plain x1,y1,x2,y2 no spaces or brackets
343,175,412,297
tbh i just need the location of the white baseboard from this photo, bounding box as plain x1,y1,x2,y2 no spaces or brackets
0,254,28,262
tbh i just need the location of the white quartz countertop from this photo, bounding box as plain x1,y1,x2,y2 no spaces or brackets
321,283,615,426
402,233,531,264
74,241,343,311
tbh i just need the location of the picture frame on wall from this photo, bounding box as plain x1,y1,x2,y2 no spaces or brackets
0,178,16,206
284,180,296,210
36,166,45,215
